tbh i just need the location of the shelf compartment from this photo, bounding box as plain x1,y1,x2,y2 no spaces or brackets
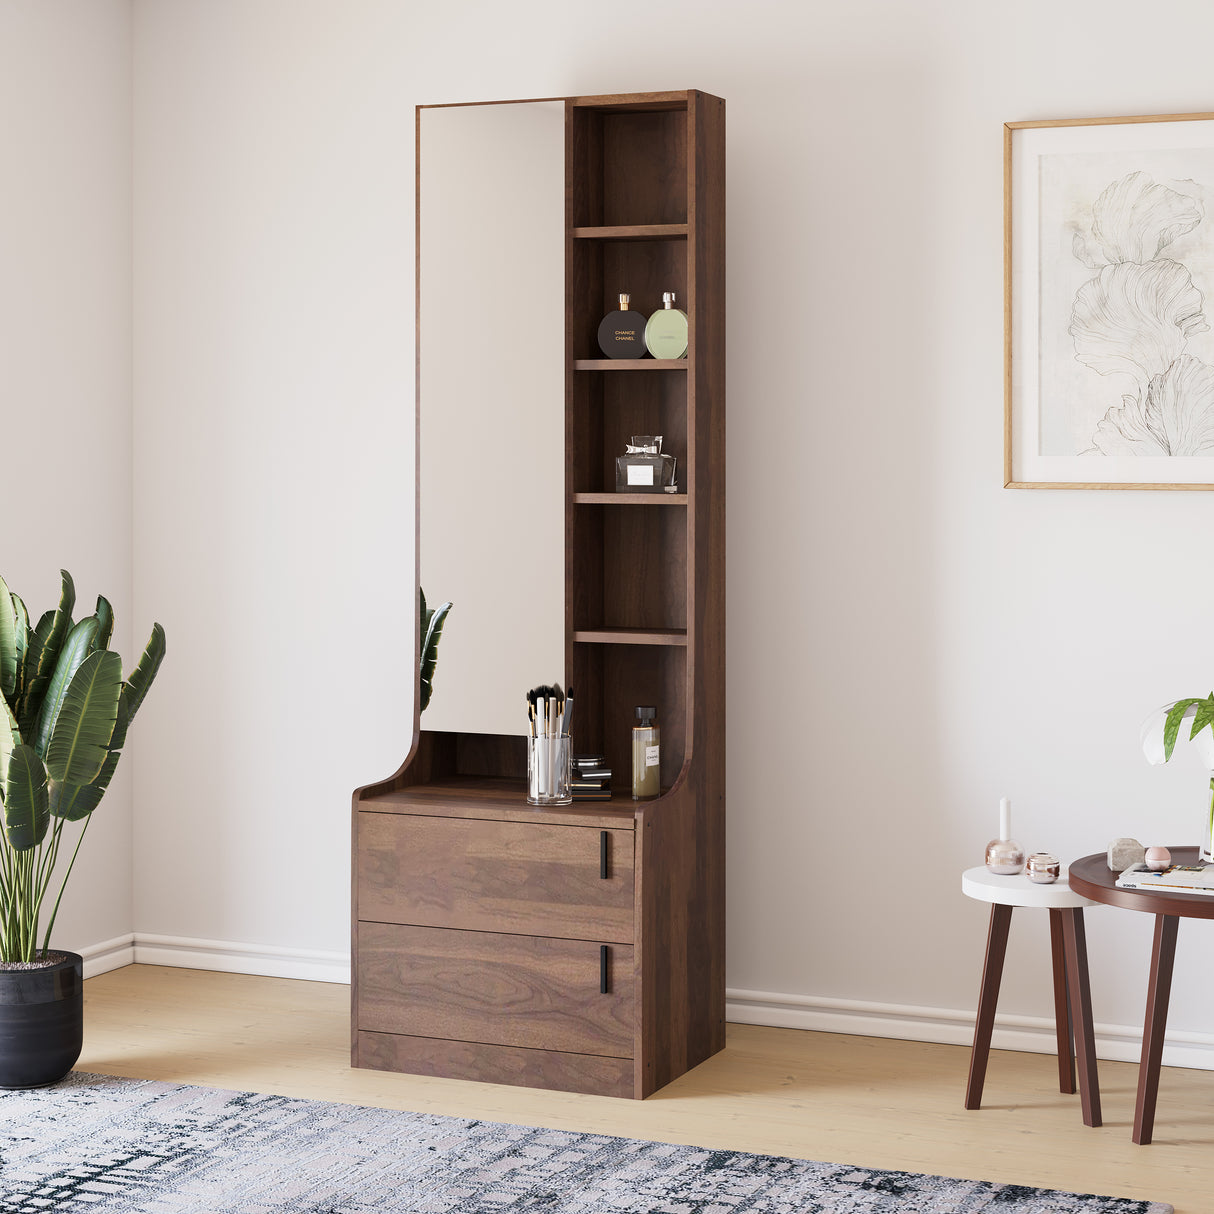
570,365,687,497
574,359,687,371
568,643,687,794
573,628,687,646
573,224,688,241
571,504,687,634
568,106,688,228
574,493,686,506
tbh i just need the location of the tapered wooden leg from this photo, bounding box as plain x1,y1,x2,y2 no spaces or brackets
1133,913,1179,1145
1049,908,1076,1094
1061,907,1101,1127
965,903,1012,1110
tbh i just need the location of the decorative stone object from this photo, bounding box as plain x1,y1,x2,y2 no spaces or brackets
1107,837,1146,872
1145,845,1172,872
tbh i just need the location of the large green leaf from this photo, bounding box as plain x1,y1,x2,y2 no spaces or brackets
0,577,16,700
1189,694,1214,742
420,598,451,713
49,750,120,822
17,571,76,734
92,595,114,652
0,699,21,801
121,622,165,725
11,594,28,688
32,616,99,760
1164,698,1205,760
3,744,49,851
45,649,122,785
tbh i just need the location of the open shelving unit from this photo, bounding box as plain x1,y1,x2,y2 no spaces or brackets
352,89,724,1100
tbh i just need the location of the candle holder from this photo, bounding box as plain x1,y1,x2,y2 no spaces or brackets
985,797,1025,875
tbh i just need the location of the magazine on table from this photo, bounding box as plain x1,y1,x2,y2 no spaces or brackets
1116,863,1214,895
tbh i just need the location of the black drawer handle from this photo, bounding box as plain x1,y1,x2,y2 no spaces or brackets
600,944,609,994
600,831,609,879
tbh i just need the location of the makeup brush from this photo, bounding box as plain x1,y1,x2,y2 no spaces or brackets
563,686,574,739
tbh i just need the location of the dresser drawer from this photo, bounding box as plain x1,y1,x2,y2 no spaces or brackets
357,922,634,1058
357,812,634,942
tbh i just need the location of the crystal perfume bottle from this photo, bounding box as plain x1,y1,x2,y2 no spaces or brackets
644,292,688,359
597,293,647,359
615,435,677,493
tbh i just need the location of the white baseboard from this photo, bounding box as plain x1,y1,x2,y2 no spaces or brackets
133,934,351,984
79,935,136,978
77,932,349,983
78,945,1214,1073
726,987,1214,1072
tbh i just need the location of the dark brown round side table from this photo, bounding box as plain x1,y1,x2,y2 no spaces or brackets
1068,846,1212,1145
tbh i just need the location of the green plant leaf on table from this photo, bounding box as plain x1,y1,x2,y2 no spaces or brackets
1163,697,1208,761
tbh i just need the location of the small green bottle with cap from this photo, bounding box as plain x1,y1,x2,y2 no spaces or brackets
644,292,688,359
632,706,660,800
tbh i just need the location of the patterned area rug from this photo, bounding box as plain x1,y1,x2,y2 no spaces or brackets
0,1072,1172,1213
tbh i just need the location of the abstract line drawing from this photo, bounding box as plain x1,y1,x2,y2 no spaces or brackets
1068,171,1214,456
1006,114,1214,487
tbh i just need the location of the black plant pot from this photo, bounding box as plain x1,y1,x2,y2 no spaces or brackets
0,952,83,1089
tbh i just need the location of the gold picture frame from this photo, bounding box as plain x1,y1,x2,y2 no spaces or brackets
1005,112,1214,489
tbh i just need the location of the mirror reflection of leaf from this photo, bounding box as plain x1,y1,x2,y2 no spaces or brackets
419,588,452,713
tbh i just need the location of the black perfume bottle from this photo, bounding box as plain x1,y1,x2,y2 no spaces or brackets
597,293,647,359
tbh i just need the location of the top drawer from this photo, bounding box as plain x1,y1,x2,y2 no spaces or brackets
357,812,634,942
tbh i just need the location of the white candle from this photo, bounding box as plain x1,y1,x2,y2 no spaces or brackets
999,797,1011,842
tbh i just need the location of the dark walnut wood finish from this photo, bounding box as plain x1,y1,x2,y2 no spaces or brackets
352,89,725,1100
1068,847,1211,1144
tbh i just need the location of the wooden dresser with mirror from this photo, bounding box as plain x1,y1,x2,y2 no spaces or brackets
352,89,725,1099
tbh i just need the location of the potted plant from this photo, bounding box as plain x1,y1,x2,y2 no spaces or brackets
0,570,164,1088
1141,693,1214,862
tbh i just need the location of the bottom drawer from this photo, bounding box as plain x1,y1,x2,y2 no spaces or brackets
357,922,635,1059
356,1030,636,1098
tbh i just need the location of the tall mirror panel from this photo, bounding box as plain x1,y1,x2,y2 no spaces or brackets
418,101,565,736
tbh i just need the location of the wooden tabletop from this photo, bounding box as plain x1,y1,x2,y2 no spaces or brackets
1068,847,1214,919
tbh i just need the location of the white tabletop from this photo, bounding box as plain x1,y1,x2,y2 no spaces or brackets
962,865,1097,909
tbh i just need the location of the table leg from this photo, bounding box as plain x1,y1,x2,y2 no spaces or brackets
1133,913,1179,1145
965,902,1012,1110
1061,907,1101,1127
1049,908,1076,1094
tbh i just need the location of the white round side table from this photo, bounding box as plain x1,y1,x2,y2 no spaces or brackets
961,866,1101,1127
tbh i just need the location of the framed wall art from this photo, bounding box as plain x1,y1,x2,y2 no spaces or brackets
1006,112,1214,488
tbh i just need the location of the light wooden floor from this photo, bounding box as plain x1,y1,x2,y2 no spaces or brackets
80,965,1212,1212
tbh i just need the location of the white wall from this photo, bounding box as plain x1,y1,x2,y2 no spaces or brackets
0,1,134,958
126,0,1214,1059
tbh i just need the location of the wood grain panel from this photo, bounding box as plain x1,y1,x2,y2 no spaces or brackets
356,1030,635,1098
358,813,634,941
358,923,634,1058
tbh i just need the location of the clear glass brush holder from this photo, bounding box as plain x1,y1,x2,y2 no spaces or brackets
527,734,572,806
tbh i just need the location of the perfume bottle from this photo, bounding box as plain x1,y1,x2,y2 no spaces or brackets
597,293,647,359
632,706,660,800
615,435,677,493
644,292,688,359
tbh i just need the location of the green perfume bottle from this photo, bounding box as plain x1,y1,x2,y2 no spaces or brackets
597,293,647,359
643,292,688,359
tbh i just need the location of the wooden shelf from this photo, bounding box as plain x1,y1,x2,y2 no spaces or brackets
574,492,686,505
573,628,688,647
574,359,687,371
572,224,688,241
